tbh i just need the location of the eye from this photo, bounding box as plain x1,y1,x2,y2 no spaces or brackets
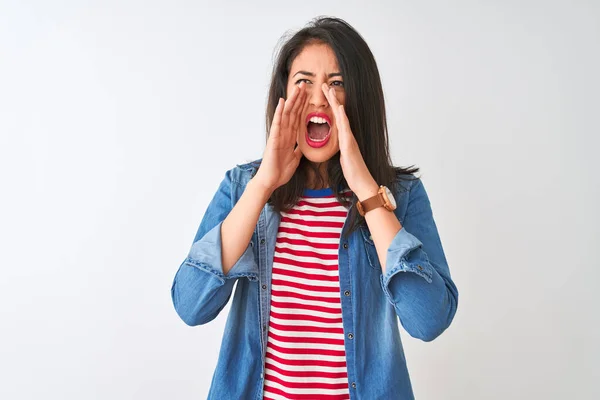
295,78,312,85
331,80,344,87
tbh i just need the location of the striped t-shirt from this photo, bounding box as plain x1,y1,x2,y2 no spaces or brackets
263,187,353,400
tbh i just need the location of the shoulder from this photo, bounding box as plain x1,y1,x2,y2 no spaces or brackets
393,171,422,197
221,158,262,188
391,171,431,217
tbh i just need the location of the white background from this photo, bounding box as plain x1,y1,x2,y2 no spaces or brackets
1,0,598,399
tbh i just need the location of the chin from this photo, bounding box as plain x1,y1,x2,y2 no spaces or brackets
300,141,339,163
303,151,334,163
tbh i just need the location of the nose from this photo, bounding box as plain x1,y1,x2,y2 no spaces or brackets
308,83,328,109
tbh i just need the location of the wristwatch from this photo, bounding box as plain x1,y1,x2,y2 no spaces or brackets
356,185,397,216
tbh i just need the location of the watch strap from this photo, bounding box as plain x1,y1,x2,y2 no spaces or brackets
357,185,397,216
357,186,389,216
359,193,385,215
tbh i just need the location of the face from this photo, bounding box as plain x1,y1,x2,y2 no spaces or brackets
286,42,345,163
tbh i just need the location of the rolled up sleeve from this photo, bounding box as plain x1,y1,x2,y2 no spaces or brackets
379,178,459,342
171,168,258,327
184,220,259,281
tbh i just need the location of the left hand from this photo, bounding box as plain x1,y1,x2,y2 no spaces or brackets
322,83,379,200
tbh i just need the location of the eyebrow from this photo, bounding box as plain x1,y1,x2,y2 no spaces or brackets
292,70,343,78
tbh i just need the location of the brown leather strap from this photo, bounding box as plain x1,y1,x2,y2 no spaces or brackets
360,193,384,214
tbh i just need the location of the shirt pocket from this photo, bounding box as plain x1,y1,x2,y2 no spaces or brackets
359,225,381,271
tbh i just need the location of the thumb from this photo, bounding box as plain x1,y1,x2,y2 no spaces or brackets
294,144,303,161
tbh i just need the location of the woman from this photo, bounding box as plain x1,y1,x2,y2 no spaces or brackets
171,16,458,400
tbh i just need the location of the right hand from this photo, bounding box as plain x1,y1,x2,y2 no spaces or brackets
254,81,307,193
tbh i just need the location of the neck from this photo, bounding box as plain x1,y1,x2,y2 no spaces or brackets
305,161,329,189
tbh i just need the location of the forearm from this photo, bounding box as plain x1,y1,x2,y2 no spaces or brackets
376,178,459,341
221,177,272,274
355,180,402,275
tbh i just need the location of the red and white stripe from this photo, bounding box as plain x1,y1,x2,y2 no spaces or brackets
263,190,353,400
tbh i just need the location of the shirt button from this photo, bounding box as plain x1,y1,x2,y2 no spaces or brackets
260,238,266,245
262,284,267,290
262,324,266,331
347,333,354,339
343,243,348,249
417,265,423,270
249,241,254,247
344,290,350,296
351,382,356,388
260,372,263,378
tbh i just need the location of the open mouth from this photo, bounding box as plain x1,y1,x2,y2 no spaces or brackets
305,113,331,148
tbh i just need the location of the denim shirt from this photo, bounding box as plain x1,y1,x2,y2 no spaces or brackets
171,159,459,400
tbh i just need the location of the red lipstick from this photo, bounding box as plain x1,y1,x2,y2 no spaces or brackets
305,112,332,148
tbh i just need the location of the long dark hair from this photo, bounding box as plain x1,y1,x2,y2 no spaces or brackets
255,16,420,237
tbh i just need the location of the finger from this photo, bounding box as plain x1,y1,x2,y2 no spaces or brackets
282,84,301,129
322,83,343,121
294,143,303,161
321,83,340,108
292,84,308,133
288,82,305,133
330,87,345,120
334,97,351,131
270,97,284,137
322,84,348,129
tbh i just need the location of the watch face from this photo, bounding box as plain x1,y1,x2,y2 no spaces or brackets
384,187,396,208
